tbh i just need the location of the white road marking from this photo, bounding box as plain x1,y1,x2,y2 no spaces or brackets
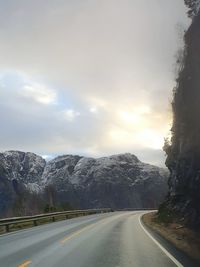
139,214,184,267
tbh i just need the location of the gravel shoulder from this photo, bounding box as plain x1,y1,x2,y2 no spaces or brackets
142,212,200,265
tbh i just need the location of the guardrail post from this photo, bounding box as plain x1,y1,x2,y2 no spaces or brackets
5,224,9,233
52,216,55,222
33,220,37,226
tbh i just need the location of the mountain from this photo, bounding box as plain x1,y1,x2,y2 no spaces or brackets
163,4,200,229
0,151,169,217
43,153,168,210
0,151,46,217
184,0,200,18
0,151,46,192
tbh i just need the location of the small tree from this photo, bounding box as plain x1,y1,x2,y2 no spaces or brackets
163,137,171,156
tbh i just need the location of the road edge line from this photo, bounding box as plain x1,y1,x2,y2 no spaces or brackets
139,214,184,267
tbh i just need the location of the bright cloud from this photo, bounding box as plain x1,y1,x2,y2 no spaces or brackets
119,111,142,126
21,83,57,105
136,129,165,150
63,109,80,121
90,107,98,113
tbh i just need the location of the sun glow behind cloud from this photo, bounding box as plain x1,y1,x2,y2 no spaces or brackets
119,111,141,125
109,129,167,149
90,107,98,113
119,106,150,126
137,129,165,150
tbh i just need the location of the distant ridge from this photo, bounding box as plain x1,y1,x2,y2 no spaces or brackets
0,150,169,217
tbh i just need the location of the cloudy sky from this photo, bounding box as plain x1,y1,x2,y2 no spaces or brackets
0,0,190,166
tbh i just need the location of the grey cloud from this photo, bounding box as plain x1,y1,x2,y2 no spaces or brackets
0,86,112,154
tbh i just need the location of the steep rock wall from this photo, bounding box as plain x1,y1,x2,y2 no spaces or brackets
165,8,200,228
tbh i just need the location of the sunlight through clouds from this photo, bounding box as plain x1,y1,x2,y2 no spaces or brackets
119,111,141,125
136,129,165,150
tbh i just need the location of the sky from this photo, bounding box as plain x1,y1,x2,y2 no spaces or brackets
0,0,190,166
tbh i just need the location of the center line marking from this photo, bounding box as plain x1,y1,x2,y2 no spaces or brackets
60,223,96,244
60,213,128,244
17,260,32,267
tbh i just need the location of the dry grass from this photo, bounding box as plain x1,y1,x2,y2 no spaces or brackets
142,212,200,264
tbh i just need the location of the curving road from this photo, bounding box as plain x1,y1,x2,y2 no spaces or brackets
0,211,197,267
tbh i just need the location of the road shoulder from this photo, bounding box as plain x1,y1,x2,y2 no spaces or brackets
142,212,200,267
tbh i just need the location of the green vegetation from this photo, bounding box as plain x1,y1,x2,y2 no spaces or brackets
43,202,74,213
156,203,175,224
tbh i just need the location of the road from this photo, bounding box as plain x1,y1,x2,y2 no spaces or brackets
0,211,197,267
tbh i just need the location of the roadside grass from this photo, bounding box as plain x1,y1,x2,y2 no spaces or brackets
142,212,200,264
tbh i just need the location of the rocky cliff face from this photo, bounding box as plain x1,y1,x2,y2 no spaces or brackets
0,151,168,216
164,3,200,229
0,151,46,193
0,151,46,216
184,0,200,18
43,153,168,209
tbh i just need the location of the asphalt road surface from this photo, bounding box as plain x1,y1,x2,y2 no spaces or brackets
0,211,198,267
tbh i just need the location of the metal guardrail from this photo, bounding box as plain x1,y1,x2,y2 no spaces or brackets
0,208,112,233
116,208,156,211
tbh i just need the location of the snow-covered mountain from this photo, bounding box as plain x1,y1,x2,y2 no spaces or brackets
184,0,200,18
0,151,46,193
0,151,169,216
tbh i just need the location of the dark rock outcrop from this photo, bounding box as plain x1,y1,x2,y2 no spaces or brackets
0,164,16,217
164,3,200,229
